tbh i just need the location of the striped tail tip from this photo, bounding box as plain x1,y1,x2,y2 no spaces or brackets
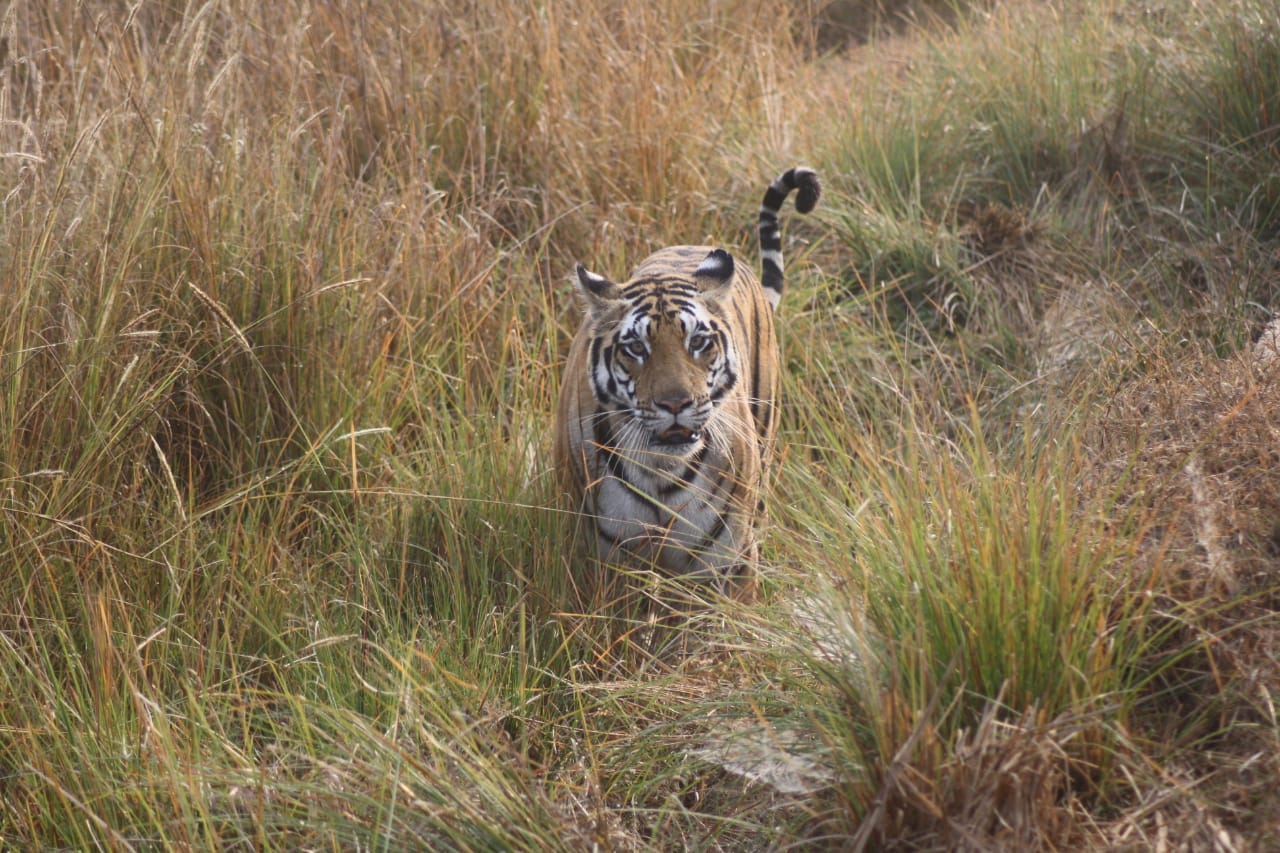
758,167,821,310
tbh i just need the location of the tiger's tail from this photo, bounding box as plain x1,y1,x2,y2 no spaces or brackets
758,167,821,311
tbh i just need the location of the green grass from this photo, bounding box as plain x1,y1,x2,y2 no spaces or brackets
2,0,1280,848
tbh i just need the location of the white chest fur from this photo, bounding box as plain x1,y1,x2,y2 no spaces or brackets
590,447,742,579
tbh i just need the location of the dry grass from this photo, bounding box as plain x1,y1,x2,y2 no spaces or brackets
1,0,1280,849
1081,339,1280,849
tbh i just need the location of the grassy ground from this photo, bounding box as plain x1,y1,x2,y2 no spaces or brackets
2,0,1279,848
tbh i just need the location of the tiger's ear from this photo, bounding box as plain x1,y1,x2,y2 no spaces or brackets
574,264,622,314
694,249,735,293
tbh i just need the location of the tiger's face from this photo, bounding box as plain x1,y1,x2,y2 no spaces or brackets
575,250,740,465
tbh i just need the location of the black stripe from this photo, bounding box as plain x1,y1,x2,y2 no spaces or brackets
709,371,737,402
756,397,775,446
748,301,765,428
657,445,708,497
627,276,698,292
593,419,629,482
723,298,753,417
757,167,821,305
589,337,605,399
695,496,734,557
680,472,733,555
729,299,750,346
603,448,627,480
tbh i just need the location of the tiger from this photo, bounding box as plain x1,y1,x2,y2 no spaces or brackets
554,167,820,601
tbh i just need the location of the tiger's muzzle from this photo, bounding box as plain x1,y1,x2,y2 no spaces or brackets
640,391,706,446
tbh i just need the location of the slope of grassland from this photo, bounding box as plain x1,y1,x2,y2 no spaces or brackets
1,0,1278,849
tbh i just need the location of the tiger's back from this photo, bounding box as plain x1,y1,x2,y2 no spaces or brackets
555,168,820,599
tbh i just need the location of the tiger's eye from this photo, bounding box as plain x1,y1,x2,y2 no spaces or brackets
688,333,710,355
623,339,647,358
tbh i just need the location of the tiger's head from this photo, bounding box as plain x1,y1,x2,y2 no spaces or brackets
573,248,742,467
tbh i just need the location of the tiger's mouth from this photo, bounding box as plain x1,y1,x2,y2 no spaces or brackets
653,427,701,447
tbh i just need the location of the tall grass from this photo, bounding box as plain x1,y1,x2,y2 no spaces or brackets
2,0,1279,848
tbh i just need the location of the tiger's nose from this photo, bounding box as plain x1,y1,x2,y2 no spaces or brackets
655,396,693,415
